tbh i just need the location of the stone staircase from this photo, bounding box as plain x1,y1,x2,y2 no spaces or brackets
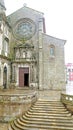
9,99,73,130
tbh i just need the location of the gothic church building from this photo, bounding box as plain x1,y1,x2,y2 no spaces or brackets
0,0,66,90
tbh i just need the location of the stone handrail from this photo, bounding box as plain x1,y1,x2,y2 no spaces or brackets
0,91,37,122
0,91,37,104
61,93,73,105
61,93,73,114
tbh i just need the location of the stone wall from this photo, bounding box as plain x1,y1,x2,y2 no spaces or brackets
42,34,66,90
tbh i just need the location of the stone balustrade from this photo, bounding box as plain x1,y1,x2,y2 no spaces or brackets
0,91,37,122
0,91,37,104
61,93,73,114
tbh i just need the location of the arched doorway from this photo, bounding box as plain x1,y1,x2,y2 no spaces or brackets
3,66,7,89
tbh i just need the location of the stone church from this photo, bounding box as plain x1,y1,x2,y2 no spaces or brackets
0,0,66,90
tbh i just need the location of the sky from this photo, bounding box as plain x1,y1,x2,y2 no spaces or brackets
5,0,73,64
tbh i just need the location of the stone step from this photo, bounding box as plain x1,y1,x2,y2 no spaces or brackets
35,101,64,105
31,107,67,112
33,104,65,108
24,112,72,120
33,103,65,107
9,123,20,130
37,100,60,102
11,119,73,130
17,118,73,127
36,100,63,103
9,100,73,130
34,101,64,104
20,115,73,124
26,110,70,117
29,108,69,114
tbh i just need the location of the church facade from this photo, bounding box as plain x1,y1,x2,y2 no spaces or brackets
0,0,66,90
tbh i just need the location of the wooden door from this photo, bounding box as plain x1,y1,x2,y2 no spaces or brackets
19,67,29,87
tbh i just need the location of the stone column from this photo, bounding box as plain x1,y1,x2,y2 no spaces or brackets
1,63,4,86
16,65,19,86
0,32,2,54
12,64,16,82
34,64,38,88
30,63,34,82
38,16,44,90
7,63,11,88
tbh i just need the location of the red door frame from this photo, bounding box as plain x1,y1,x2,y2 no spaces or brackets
19,67,29,87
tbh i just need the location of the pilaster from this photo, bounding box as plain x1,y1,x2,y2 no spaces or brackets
38,17,44,90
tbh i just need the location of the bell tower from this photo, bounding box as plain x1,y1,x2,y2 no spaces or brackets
0,0,6,20
0,0,6,11
0,0,6,55
0,0,6,44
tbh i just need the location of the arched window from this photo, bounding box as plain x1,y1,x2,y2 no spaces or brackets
49,45,55,57
23,51,25,58
4,37,9,56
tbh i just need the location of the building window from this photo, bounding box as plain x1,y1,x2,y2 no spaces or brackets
4,40,8,51
4,37,9,56
27,51,31,58
23,51,25,58
68,69,71,72
4,26,9,36
49,45,55,57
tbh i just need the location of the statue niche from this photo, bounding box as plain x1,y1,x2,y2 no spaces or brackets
14,43,35,61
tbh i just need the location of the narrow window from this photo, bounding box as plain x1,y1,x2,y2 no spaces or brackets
50,45,55,57
23,51,25,58
68,69,71,72
4,37,9,56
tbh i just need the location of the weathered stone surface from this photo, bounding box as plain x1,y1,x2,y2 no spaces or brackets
0,1,66,90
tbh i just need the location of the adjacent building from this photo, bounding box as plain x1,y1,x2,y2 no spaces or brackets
0,0,66,90
65,63,73,83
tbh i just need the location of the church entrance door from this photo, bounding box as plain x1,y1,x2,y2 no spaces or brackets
19,67,29,87
24,73,29,86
